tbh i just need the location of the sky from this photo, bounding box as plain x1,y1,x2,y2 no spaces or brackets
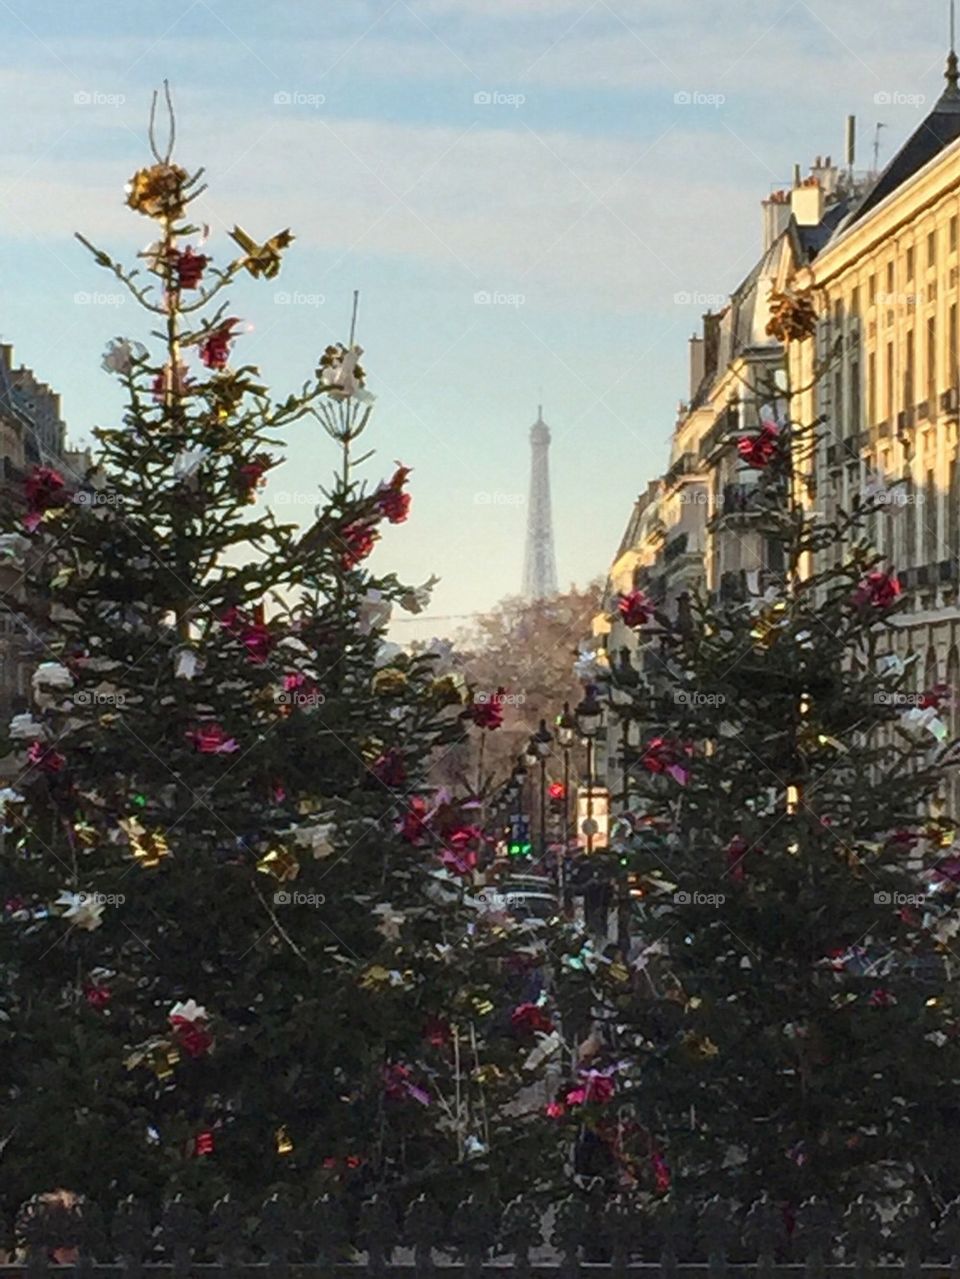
0,0,955,640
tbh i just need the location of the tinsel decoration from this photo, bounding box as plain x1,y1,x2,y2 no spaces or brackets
371,667,408,696
119,816,170,867
750,600,787,648
766,287,818,343
73,821,98,848
125,1036,180,1079
256,847,300,882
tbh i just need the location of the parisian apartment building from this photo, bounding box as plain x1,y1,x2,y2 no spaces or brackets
0,340,86,721
595,56,960,813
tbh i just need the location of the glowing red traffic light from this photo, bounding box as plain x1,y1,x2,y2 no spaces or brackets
548,782,566,800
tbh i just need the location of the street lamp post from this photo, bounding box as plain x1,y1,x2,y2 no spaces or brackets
510,760,528,856
555,702,576,909
521,745,538,859
575,684,604,855
532,718,553,861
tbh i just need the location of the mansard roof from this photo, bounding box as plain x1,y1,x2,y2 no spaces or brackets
845,56,960,229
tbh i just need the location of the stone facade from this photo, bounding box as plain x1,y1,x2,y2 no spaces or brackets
596,154,868,813
788,63,960,812
0,341,81,722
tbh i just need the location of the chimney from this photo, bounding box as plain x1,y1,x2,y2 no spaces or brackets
846,115,856,169
792,163,802,187
702,311,722,382
809,155,841,197
762,190,792,251
689,333,705,398
791,180,825,227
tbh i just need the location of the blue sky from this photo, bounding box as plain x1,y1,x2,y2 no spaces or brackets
0,0,953,638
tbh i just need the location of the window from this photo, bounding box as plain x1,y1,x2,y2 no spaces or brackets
868,350,877,423
952,215,959,253
850,356,861,436
904,473,916,566
886,261,895,297
907,247,915,281
952,303,959,388
834,368,845,436
886,341,895,418
950,455,960,554
928,230,937,269
925,467,937,562
927,315,937,404
904,328,915,408
851,286,861,317
869,273,877,305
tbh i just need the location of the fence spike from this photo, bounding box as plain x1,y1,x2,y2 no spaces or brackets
500,1194,542,1278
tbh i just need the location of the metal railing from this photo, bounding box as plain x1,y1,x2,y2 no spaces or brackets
7,1189,960,1275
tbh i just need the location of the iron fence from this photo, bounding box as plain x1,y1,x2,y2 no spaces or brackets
5,1190,960,1276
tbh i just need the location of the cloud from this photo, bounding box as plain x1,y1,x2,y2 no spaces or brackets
0,95,766,319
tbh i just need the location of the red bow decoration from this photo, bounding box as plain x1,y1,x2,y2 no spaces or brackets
27,742,66,774
617,589,654,629
467,690,506,730
340,521,378,569
24,466,67,533
725,834,762,882
371,749,406,787
186,723,238,755
852,569,901,610
193,1130,215,1156
399,796,432,845
737,422,779,468
511,1002,554,1036
170,1015,213,1059
375,463,412,525
565,1066,617,1107
384,1063,430,1105
640,737,691,786
199,317,241,370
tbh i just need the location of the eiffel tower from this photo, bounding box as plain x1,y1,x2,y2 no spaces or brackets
521,406,558,600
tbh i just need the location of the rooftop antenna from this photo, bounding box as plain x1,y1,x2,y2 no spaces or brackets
348,289,360,346
872,122,887,173
948,0,960,96
845,114,856,180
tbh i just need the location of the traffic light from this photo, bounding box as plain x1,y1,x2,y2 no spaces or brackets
508,816,531,857
548,781,566,814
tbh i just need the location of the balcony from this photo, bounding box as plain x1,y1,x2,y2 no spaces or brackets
720,482,763,517
634,565,665,599
663,531,689,563
663,452,698,489
896,407,916,437
718,569,749,604
1,455,25,486
698,404,741,461
898,560,960,590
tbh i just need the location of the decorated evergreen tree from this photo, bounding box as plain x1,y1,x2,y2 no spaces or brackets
554,360,960,1219
0,94,565,1222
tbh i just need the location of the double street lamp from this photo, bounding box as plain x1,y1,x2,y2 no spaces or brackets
575,684,604,855
530,718,553,860
554,702,576,909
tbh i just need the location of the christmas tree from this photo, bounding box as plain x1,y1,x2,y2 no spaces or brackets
554,351,960,1218
0,92,564,1222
